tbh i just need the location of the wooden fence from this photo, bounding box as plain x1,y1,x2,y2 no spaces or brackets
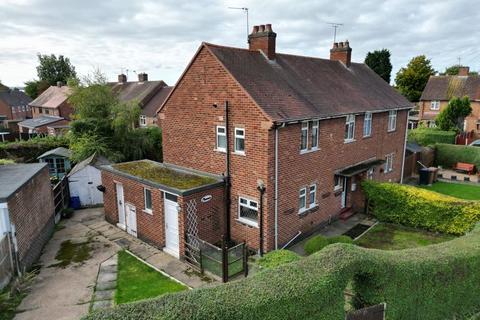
52,176,69,223
0,234,14,290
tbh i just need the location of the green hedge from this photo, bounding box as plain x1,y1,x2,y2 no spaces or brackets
0,136,69,163
436,143,480,169
408,128,456,146
362,181,480,235
256,250,301,269
304,235,353,255
83,226,480,320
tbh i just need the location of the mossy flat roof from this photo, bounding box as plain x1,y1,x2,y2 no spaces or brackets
110,160,221,192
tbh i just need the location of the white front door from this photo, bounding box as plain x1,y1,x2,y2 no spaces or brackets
116,183,126,229
341,177,348,209
164,194,180,258
126,204,137,237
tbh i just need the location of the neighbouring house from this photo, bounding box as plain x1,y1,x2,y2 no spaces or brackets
101,160,225,258
110,73,172,128
29,82,73,120
17,115,69,135
68,153,111,207
37,147,72,179
0,163,55,283
419,66,480,137
0,85,32,121
104,24,411,260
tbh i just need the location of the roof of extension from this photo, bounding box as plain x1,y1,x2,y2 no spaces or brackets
0,87,32,106
0,163,47,202
110,81,170,117
420,75,480,101
160,43,412,123
29,85,71,109
18,115,65,129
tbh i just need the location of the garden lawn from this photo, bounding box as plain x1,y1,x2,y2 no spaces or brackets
418,181,480,200
115,251,187,304
355,223,454,250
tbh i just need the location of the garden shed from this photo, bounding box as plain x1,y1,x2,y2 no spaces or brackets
67,153,111,207
37,147,72,179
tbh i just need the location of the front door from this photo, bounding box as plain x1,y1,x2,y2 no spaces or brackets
115,183,126,229
341,177,348,209
164,194,180,258
126,204,137,237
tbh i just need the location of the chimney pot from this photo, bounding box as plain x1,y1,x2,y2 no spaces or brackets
248,23,277,60
252,25,259,33
138,73,148,82
118,74,127,83
265,24,273,32
259,25,265,32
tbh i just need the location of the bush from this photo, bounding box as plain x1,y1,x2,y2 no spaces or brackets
436,143,480,169
408,128,456,146
362,180,480,235
304,235,354,255
0,136,69,162
257,250,301,269
83,225,480,320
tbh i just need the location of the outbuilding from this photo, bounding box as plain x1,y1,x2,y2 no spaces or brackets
68,153,111,207
37,147,72,179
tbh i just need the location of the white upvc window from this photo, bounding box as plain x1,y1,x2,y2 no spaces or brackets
430,100,440,111
300,121,309,151
234,127,245,154
311,121,319,149
345,115,355,142
139,115,147,127
363,112,372,137
216,126,226,152
367,167,374,180
388,110,397,132
309,184,316,206
299,188,307,213
334,175,343,191
144,188,152,213
12,107,16,113
238,197,258,227
384,153,394,173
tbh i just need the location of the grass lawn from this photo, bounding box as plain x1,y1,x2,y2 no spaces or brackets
115,251,187,304
418,181,480,200
355,223,455,250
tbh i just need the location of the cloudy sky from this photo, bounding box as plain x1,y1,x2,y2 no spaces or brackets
0,0,479,87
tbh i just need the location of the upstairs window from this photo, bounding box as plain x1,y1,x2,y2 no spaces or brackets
363,112,372,137
300,122,308,151
311,121,319,149
216,126,226,152
238,197,258,226
309,184,316,206
388,110,397,132
144,188,152,213
345,115,355,142
384,153,394,173
299,188,307,213
234,128,245,154
430,101,440,110
139,115,147,127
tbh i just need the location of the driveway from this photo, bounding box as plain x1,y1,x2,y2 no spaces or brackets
14,208,120,320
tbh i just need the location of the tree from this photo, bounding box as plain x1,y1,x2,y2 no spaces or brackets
364,49,392,83
24,79,49,99
441,65,478,76
435,96,472,131
395,55,436,102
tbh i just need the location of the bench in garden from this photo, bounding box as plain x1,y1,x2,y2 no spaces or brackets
454,162,475,175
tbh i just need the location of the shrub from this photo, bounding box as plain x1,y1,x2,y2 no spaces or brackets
362,180,480,235
0,136,69,163
257,250,301,269
83,225,480,320
304,235,329,255
436,143,480,169
407,128,456,146
328,235,354,245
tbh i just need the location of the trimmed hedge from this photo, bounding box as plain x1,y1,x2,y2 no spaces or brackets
83,226,480,320
0,136,69,163
362,181,480,235
436,143,480,169
304,235,353,255
408,128,456,146
256,250,301,269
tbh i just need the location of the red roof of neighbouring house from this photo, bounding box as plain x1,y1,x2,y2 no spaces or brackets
420,75,480,101
29,85,71,109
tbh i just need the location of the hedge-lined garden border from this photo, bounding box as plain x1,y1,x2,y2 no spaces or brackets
436,143,480,169
408,128,456,146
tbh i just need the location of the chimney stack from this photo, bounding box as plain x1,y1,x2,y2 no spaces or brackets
330,40,352,67
248,23,277,60
458,66,470,76
118,74,127,83
138,73,148,82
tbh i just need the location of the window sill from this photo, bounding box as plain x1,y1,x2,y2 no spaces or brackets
233,151,246,156
362,135,372,139
236,218,258,228
214,148,227,153
387,129,396,133
299,204,319,216
143,209,153,215
300,148,319,155
344,139,356,144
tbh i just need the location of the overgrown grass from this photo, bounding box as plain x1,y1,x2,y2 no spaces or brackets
419,181,480,200
49,240,92,268
115,251,187,304
0,269,39,320
112,160,217,190
355,223,454,250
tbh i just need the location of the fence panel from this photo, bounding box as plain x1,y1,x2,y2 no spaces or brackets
52,176,69,223
227,242,244,278
198,238,223,277
0,234,14,289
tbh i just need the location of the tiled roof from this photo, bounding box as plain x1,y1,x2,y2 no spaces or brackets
142,86,172,117
204,43,411,122
29,85,71,108
420,75,480,101
18,115,64,128
0,88,31,106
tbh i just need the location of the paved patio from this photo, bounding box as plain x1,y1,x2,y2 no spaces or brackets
288,213,375,256
438,168,480,184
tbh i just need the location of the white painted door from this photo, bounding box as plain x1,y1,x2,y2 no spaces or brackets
116,183,126,229
126,204,137,237
164,196,180,258
341,177,347,209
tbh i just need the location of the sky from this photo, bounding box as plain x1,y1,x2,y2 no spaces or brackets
0,0,479,87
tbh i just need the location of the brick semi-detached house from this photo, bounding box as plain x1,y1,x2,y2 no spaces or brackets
158,24,411,253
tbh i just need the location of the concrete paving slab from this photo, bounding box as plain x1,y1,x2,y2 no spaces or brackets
96,281,116,291
91,300,112,311
94,289,115,301
97,271,117,283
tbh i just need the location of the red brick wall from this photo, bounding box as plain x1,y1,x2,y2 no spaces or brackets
7,166,55,269
0,100,12,119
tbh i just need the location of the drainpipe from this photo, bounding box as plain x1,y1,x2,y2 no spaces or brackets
274,125,280,250
400,110,409,184
257,180,266,256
